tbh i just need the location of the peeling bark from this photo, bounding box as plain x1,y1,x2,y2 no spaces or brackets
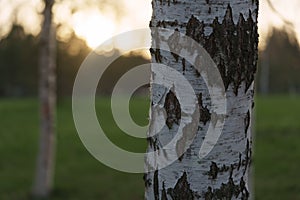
146,0,258,199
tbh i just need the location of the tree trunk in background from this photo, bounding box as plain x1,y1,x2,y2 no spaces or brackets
32,0,56,198
145,0,258,199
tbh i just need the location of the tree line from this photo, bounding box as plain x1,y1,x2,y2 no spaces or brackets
0,24,150,98
1,25,300,98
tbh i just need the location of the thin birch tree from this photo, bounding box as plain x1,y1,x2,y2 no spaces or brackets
32,0,56,198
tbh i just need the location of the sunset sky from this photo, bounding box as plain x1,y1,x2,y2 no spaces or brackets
0,0,299,50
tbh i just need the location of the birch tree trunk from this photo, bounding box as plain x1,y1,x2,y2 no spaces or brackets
145,0,258,199
32,0,56,198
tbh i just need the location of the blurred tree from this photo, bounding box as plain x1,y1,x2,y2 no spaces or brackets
32,0,56,198
257,28,300,94
0,28,150,97
56,32,90,96
145,0,258,199
0,25,38,96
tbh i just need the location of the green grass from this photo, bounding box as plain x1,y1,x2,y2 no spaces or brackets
0,96,299,199
254,95,300,200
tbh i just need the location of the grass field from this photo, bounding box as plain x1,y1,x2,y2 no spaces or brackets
0,96,299,199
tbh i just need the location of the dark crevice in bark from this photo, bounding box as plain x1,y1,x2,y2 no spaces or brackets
144,173,152,188
157,0,180,6
161,182,168,200
198,93,211,125
207,154,251,180
147,136,161,151
154,170,159,200
208,162,234,180
244,110,250,136
204,177,249,200
238,153,242,170
186,5,259,95
186,15,205,46
208,162,218,179
156,20,180,28
167,172,195,200
182,58,186,74
150,48,163,63
164,90,181,129
206,140,253,179
244,139,251,175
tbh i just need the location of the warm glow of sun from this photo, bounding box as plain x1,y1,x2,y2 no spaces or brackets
72,9,116,49
1,0,300,51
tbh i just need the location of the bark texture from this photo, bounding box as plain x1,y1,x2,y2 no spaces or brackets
145,0,258,199
32,0,56,197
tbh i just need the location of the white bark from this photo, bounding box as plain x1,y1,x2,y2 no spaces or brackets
32,0,56,197
145,0,258,199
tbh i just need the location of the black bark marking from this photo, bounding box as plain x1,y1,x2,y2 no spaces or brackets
240,177,250,200
208,161,218,179
167,172,194,200
244,110,250,136
144,173,152,188
156,20,179,27
182,58,186,74
204,176,249,199
244,139,251,175
161,182,168,200
164,90,181,129
171,52,179,62
150,48,162,63
207,163,231,180
204,187,213,200
157,0,178,6
198,93,211,125
207,153,251,180
154,170,159,200
186,15,205,45
186,5,259,95
238,153,242,170
177,153,184,162
147,136,160,151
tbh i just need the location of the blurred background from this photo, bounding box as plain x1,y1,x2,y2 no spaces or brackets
0,0,299,199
